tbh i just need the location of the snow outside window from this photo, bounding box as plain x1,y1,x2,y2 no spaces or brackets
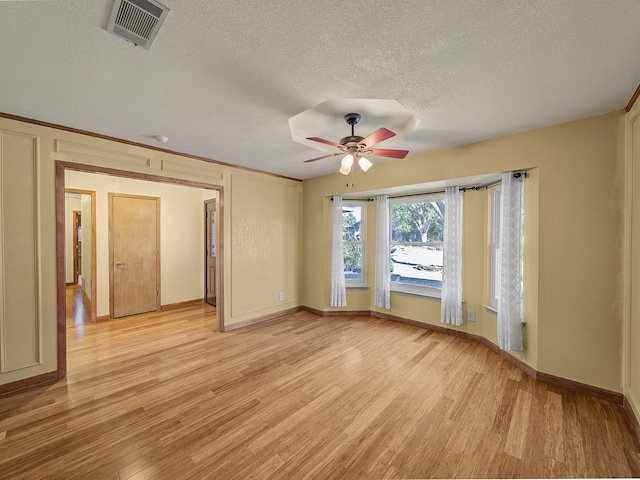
389,194,445,298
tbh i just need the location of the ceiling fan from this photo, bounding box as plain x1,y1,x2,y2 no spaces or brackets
303,113,409,175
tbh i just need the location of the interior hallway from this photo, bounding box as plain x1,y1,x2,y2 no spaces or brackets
66,284,91,327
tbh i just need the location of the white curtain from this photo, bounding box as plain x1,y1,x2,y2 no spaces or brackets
374,195,391,309
330,195,347,307
497,172,524,351
441,186,463,326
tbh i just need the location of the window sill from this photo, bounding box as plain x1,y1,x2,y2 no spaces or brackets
481,304,526,327
483,304,497,314
391,284,441,300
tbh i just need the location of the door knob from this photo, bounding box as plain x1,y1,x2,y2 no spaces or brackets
116,261,125,267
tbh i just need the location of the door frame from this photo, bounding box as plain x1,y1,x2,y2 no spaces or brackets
204,198,218,308
55,161,225,379
64,188,97,323
108,193,161,319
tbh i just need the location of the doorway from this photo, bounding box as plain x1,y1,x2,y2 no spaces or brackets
73,210,81,285
64,188,97,323
56,161,225,379
205,198,217,307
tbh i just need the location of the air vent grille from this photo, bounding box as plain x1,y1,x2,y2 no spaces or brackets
107,0,170,50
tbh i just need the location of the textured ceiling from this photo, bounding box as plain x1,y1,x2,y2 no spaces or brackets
1,0,639,180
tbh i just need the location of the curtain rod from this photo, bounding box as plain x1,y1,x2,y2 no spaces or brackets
330,197,374,201
459,179,501,193
330,172,528,201
457,171,527,193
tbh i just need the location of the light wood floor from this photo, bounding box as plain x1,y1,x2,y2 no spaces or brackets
66,283,92,327
0,296,639,479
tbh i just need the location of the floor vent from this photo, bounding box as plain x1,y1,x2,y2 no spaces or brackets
107,0,170,50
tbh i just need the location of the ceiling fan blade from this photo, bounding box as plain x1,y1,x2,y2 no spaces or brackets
368,148,409,159
303,153,341,163
306,136,342,148
358,127,396,147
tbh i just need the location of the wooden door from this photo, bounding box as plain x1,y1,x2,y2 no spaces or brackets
109,194,160,319
205,199,217,307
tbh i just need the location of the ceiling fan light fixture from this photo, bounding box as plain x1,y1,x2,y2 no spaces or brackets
339,153,354,175
341,154,354,168
358,156,372,172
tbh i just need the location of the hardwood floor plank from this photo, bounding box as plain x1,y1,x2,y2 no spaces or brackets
560,391,588,477
624,447,640,477
389,394,457,476
0,296,637,479
504,389,533,459
492,377,519,436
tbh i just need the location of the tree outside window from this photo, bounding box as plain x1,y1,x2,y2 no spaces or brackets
390,195,445,294
342,202,365,284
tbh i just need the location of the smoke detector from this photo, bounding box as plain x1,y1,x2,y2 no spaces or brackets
107,0,170,50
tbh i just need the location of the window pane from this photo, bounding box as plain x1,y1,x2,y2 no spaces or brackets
390,244,443,288
491,188,501,306
389,198,444,290
343,243,362,280
342,206,361,241
391,201,444,242
342,203,365,283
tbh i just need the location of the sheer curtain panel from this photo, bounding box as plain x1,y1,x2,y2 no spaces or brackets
497,172,524,351
330,196,347,307
374,195,391,309
441,186,463,325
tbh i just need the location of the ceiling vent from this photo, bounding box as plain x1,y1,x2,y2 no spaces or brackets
107,0,170,50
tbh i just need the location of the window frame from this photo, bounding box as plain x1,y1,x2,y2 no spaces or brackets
490,187,501,308
389,193,445,299
342,200,367,287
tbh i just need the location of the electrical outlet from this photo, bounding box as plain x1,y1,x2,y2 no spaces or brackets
279,292,284,301
467,310,476,322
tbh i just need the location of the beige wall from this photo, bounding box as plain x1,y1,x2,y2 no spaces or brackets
228,174,302,323
303,111,624,392
0,129,53,384
625,99,640,420
0,115,303,387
